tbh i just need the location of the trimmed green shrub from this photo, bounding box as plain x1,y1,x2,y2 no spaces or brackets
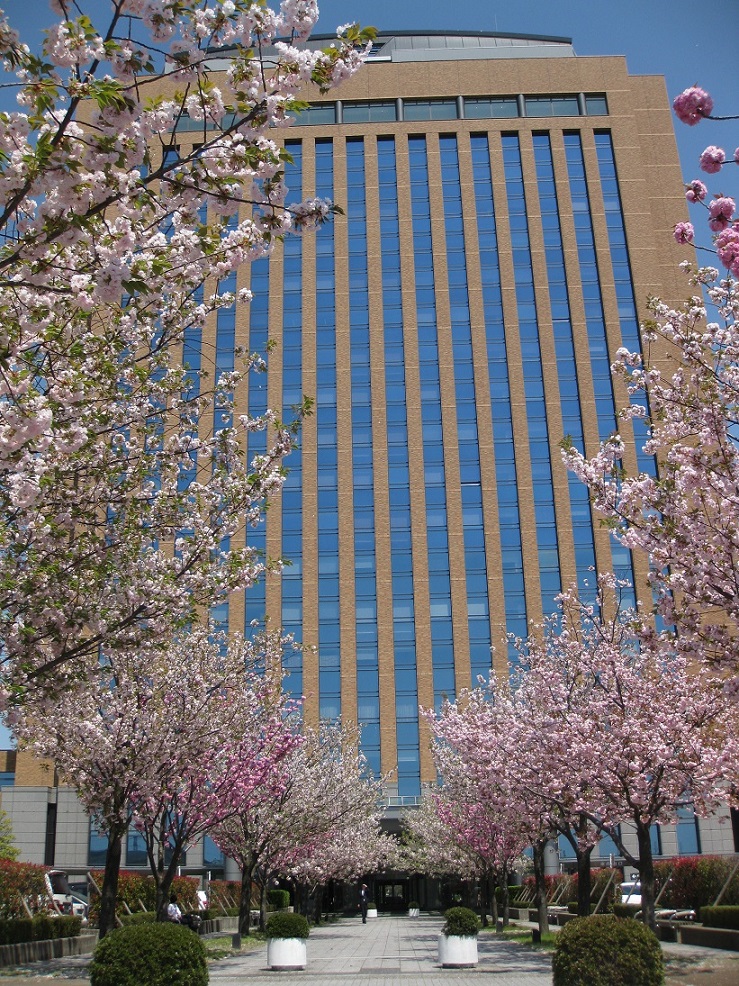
567,902,599,915
119,912,157,926
0,915,81,945
552,915,664,986
442,906,480,937
700,906,739,930
267,888,290,910
612,903,641,919
89,923,207,986
265,911,309,939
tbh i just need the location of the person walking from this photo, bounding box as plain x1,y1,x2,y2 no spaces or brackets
359,884,369,923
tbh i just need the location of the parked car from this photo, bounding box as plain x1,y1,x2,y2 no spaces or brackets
70,894,89,924
619,880,642,907
44,870,74,916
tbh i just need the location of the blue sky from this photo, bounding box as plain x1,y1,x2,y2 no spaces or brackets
0,0,739,175
1,0,737,176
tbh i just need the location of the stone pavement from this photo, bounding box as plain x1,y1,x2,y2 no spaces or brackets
208,913,554,985
1,913,738,985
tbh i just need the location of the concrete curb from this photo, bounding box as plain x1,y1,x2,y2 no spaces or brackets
0,933,97,968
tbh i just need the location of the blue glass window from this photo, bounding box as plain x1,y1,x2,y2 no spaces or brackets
593,131,654,482
279,141,304,697
501,133,562,617
409,134,455,718
347,138,380,778
404,99,458,121
533,133,597,602
471,133,527,663
343,101,396,123
676,805,702,855
88,822,108,866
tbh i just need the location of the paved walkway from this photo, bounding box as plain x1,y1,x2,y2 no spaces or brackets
208,914,554,985
1,913,738,985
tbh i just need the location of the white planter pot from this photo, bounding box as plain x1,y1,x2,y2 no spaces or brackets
267,937,307,970
408,908,420,918
366,907,378,919
437,933,478,968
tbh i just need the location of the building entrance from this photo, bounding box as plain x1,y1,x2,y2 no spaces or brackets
376,879,408,912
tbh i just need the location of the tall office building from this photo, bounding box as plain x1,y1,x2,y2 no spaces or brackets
7,31,736,876
195,30,692,801
196,30,690,800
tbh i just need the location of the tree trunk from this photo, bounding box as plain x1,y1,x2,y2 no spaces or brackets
98,828,124,939
532,840,550,935
153,834,186,922
477,879,487,928
238,856,255,937
501,863,511,928
259,878,268,931
576,844,594,918
314,885,323,925
636,823,656,931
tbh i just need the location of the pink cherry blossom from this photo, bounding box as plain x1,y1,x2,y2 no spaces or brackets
0,2,375,698
685,179,708,202
708,195,736,231
563,265,739,691
673,221,695,244
425,577,737,931
699,145,726,173
211,721,392,933
716,224,739,275
13,628,302,936
672,85,714,125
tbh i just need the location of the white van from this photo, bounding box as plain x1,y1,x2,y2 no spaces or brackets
44,870,74,916
619,880,642,907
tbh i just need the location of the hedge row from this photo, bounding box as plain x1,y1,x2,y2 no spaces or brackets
268,889,290,910
0,859,50,919
654,857,739,910
700,906,739,930
524,868,621,909
0,915,82,944
526,858,739,913
87,871,200,924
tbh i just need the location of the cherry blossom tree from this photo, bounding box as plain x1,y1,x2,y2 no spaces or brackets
510,577,736,930
565,86,739,689
0,1,374,702
423,692,558,928
212,720,390,933
421,573,737,930
10,627,302,935
398,789,476,882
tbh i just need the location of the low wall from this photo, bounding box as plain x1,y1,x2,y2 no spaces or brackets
200,915,239,935
678,925,739,952
0,933,97,968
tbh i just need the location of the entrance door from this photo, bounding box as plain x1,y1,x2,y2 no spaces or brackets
376,880,408,912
